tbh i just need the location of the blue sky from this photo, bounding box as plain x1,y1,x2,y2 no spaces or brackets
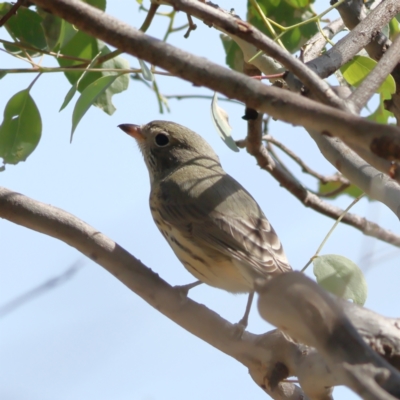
1,1,399,399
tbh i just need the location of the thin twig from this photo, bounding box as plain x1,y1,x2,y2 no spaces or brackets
0,0,24,27
184,14,197,38
301,193,365,272
139,2,159,32
0,261,84,318
242,113,400,247
263,134,351,185
0,38,91,62
165,94,242,104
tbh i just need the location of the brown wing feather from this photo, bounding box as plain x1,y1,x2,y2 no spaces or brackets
156,199,291,278
192,212,291,277
153,169,291,278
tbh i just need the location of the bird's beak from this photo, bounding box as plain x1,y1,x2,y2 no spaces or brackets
118,124,145,142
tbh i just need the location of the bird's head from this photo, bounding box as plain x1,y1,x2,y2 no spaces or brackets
118,120,221,183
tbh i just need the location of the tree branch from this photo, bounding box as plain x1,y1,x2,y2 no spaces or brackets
349,33,400,112
301,18,345,64
335,0,400,80
25,0,400,182
2,187,400,399
305,0,400,80
164,0,344,108
262,134,351,186
256,272,400,400
237,120,400,247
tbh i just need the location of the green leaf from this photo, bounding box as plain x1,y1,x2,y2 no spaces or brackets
247,0,317,53
287,26,302,50
211,92,239,152
340,56,396,97
71,75,119,140
219,35,244,72
60,52,102,112
0,89,42,165
58,21,78,49
270,0,281,7
94,48,130,115
318,181,364,199
83,0,106,11
58,37,129,115
313,254,368,305
37,7,64,51
0,6,47,56
389,17,400,40
138,59,154,81
284,0,309,8
367,93,393,125
58,31,104,86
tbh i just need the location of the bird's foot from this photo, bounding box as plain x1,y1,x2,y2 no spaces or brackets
174,280,202,298
230,292,253,338
231,318,247,339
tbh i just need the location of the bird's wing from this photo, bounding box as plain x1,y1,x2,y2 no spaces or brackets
155,180,291,277
193,212,291,276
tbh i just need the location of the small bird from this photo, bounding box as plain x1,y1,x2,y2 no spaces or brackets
119,120,291,328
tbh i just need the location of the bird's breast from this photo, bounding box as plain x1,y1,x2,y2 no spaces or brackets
149,204,254,293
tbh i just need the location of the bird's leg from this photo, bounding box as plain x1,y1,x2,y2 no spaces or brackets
232,292,254,338
239,292,254,328
174,280,203,297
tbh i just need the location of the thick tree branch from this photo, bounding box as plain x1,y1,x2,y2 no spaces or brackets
302,24,400,219
256,272,400,400
349,33,400,112
236,121,400,247
27,0,400,185
164,0,344,108
0,187,303,400
335,0,400,87
2,187,400,399
305,0,400,80
301,18,345,64
164,0,400,212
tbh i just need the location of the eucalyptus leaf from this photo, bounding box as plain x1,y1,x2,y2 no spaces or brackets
71,75,119,141
0,90,42,165
313,254,368,305
211,93,239,152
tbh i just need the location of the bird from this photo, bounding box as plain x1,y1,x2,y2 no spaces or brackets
118,120,291,329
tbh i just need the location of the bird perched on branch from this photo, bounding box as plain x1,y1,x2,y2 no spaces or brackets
119,120,291,329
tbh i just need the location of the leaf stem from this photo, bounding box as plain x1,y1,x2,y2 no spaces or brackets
27,72,42,91
301,193,365,272
248,0,286,49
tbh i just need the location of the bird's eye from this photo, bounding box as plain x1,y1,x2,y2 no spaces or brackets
155,133,169,147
